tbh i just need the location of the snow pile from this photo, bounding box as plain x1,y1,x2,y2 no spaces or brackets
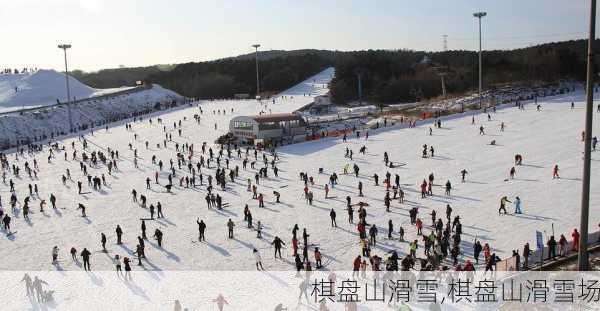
0,83,183,149
0,69,135,113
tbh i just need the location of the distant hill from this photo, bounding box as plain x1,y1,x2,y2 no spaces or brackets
71,39,600,103
148,53,330,99
71,65,174,89
223,49,337,62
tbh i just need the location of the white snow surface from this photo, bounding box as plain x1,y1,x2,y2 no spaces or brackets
0,83,183,148
0,70,135,113
1,68,598,273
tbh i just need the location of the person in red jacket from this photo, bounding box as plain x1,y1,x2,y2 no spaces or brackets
352,256,361,279
463,260,475,271
357,222,366,239
416,218,423,235
314,247,322,269
572,229,580,251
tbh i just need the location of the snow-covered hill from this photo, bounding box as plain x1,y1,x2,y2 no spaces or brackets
0,70,134,113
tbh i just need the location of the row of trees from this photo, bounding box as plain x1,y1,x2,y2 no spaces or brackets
72,39,598,104
147,53,330,99
329,40,595,105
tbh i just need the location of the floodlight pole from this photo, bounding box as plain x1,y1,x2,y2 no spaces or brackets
58,44,73,132
252,44,261,97
578,0,596,271
473,12,486,109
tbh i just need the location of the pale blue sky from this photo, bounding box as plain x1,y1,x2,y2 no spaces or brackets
0,0,594,71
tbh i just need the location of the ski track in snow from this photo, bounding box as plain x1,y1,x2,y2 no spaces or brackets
1,68,598,273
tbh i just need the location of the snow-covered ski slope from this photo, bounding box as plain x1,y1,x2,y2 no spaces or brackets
0,70,137,113
1,69,599,272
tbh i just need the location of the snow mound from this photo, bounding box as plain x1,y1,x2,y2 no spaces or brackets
0,69,133,113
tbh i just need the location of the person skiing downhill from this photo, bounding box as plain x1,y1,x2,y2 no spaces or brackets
552,165,560,179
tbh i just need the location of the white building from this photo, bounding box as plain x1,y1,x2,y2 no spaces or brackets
229,113,307,146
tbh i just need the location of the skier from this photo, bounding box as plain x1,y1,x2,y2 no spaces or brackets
227,219,235,239
141,220,147,239
80,248,91,271
445,180,452,196
253,248,265,270
513,196,522,214
314,247,322,269
552,164,560,179
77,203,86,217
101,233,107,251
329,208,337,227
499,196,511,215
271,236,285,258
116,225,123,244
213,294,228,311
460,169,468,182
197,218,206,241
52,246,59,264
114,254,122,275
473,240,482,264
153,229,163,247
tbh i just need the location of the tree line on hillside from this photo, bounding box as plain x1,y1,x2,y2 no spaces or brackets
147,54,330,99
71,66,173,89
329,39,598,105
71,39,599,104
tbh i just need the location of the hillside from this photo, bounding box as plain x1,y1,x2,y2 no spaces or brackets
70,39,600,105
0,70,131,113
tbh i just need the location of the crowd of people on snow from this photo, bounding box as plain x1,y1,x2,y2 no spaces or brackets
0,95,599,311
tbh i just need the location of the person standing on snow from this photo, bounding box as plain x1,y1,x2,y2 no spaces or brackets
52,246,59,264
513,196,523,214
460,169,468,182
329,209,337,227
197,218,206,241
253,248,265,270
552,165,560,179
80,248,91,271
227,219,235,239
499,196,511,215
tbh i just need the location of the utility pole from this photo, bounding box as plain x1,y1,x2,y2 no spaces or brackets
578,0,596,271
58,44,73,132
252,44,261,98
473,12,486,109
